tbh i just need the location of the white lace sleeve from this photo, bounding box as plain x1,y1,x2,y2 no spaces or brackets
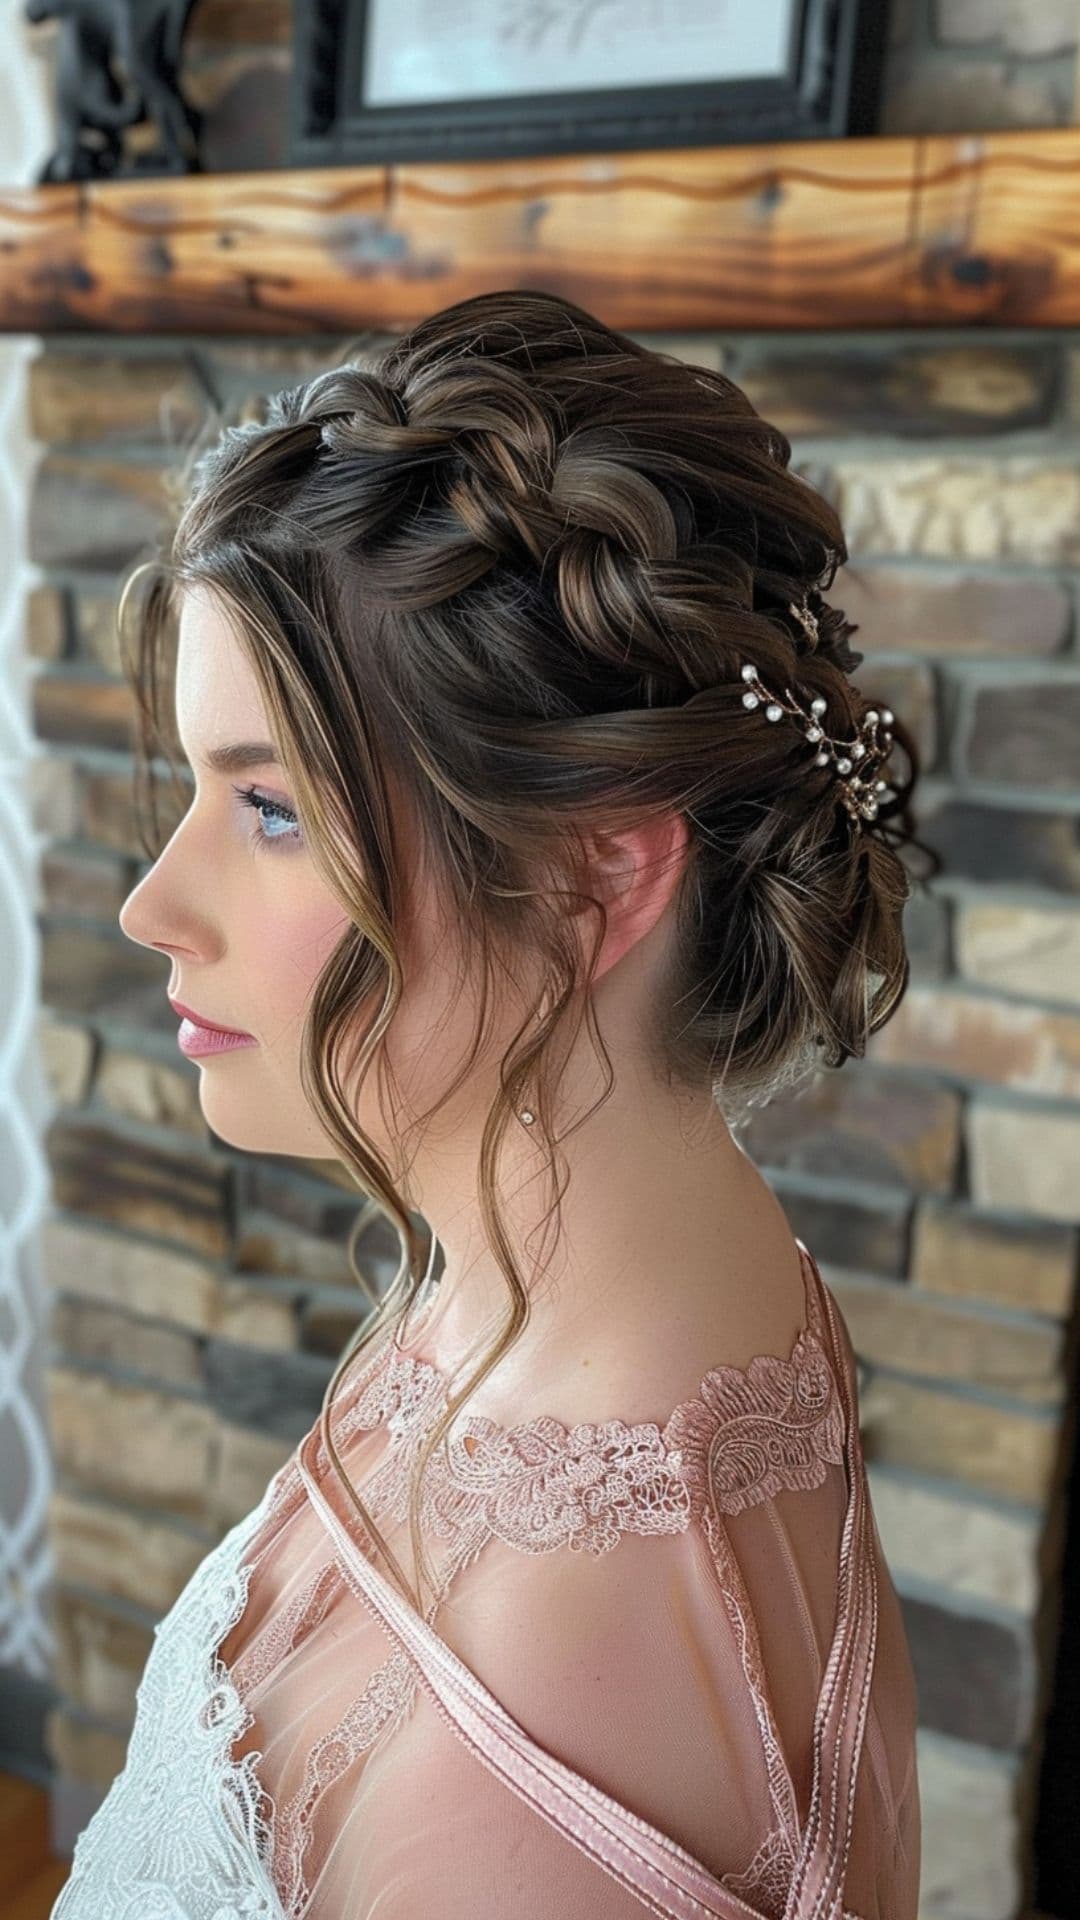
50,1477,289,1920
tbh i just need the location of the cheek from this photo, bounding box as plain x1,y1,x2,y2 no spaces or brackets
247,888,352,1043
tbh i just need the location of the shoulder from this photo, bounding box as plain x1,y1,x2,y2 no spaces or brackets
459,1226,821,1443
433,1236,846,1554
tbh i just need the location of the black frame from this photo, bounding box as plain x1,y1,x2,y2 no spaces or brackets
289,0,886,170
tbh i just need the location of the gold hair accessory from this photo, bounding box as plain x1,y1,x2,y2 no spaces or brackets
738,598,896,825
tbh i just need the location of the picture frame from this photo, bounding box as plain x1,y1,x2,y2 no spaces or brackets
289,0,887,170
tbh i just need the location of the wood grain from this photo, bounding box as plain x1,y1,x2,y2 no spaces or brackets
2,127,1080,334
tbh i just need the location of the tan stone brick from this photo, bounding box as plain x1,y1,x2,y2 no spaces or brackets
46,1366,217,1519
916,794,1080,893
30,454,171,571
40,1218,219,1332
742,1066,961,1193
807,456,1080,564
205,338,363,381
867,1465,1041,1612
79,763,189,859
301,1297,367,1360
33,673,136,753
46,1486,209,1613
29,350,206,446
738,343,1054,437
214,1277,297,1351
912,1202,1077,1318
831,1273,1065,1405
235,1210,355,1286
51,1591,154,1721
857,1371,1060,1504
867,985,1080,1099
49,1296,203,1389
881,55,1069,135
956,902,1080,1009
37,1017,96,1105
963,677,1080,790
27,753,78,839
44,1704,130,1791
210,1421,294,1529
95,1047,205,1136
46,1118,231,1256
835,565,1070,658
915,1729,1023,1920
937,0,1077,56
40,845,133,920
26,583,66,660
967,1103,1080,1221
73,589,124,675
40,922,165,1020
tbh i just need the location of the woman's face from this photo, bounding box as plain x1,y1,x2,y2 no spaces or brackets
118,586,547,1184
118,586,357,1158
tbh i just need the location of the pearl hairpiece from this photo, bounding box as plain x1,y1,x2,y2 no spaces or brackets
738,598,897,825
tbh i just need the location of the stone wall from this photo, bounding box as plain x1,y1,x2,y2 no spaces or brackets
25,325,1080,1919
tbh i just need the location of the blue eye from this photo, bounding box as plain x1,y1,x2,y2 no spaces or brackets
233,784,302,849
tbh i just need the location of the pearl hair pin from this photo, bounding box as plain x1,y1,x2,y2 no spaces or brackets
738,598,897,825
516,595,895,1126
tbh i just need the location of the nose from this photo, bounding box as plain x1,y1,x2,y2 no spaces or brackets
118,864,165,950
117,818,222,965
118,865,193,966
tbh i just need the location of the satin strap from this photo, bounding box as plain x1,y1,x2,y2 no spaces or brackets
295,1244,877,1920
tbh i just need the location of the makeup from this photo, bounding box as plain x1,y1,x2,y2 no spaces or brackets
169,998,257,1059
176,1018,258,1058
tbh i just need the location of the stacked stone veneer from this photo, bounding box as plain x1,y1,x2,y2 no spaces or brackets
24,330,1080,1920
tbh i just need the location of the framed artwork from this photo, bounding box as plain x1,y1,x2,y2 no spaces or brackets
290,0,887,169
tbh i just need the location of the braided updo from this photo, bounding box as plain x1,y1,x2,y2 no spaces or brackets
126,287,934,1610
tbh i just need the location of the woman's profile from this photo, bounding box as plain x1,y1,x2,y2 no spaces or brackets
52,287,927,1919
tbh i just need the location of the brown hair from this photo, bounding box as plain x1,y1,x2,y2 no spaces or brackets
119,287,937,1611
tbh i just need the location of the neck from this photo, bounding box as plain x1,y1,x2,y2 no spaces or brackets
397,1052,789,1391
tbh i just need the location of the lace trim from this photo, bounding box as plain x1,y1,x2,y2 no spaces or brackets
273,1646,421,1916
720,1823,800,1920
334,1308,845,1557
230,1560,341,1699
51,1478,289,1920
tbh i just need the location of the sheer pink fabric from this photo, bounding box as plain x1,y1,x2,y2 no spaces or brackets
216,1240,920,1919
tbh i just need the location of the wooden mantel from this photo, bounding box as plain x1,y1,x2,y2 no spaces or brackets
3,125,1080,335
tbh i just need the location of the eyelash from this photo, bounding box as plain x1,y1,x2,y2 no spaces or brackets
232,784,302,849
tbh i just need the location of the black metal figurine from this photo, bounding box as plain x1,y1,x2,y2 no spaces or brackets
24,0,204,182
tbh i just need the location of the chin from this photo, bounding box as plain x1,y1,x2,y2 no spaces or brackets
197,1078,336,1159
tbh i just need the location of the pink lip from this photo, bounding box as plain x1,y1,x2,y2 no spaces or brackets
168,997,256,1058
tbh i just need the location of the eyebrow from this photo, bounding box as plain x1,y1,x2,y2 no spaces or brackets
199,742,282,775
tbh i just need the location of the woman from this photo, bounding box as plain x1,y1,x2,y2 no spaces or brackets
54,288,926,1919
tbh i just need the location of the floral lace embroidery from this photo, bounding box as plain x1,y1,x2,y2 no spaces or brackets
50,1475,289,1920
52,1249,851,1920
230,1561,341,1699
719,1822,799,1920
272,1646,421,1915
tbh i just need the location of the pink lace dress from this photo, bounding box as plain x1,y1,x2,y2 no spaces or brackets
213,1237,920,1919
52,1237,920,1920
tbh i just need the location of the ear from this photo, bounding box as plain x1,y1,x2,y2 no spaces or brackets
569,809,691,985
